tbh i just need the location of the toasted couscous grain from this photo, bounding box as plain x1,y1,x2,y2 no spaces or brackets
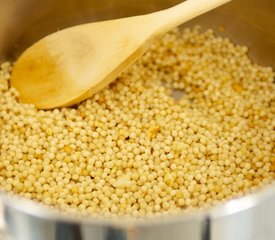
0,27,274,218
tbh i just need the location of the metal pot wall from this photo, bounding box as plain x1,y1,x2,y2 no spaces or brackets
0,0,275,240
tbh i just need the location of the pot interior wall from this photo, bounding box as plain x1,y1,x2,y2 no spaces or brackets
0,0,275,67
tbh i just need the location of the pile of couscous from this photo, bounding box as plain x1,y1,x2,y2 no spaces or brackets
0,27,274,218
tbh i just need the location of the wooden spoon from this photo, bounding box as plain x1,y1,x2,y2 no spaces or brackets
11,0,231,109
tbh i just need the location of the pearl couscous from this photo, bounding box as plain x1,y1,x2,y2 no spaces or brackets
0,27,274,218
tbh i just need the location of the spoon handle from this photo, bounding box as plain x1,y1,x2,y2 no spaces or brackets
156,0,231,32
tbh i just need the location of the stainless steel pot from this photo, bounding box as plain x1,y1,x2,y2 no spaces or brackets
0,0,275,240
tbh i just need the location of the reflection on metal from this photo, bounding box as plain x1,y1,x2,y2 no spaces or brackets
202,217,211,240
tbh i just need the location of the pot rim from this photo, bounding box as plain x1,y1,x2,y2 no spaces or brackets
1,182,274,228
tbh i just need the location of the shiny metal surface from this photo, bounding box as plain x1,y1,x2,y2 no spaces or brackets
0,0,275,240
0,186,274,240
